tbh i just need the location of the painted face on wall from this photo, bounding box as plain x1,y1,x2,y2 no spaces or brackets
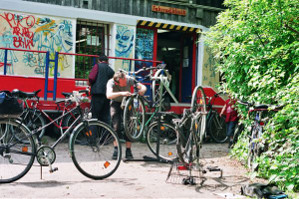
115,25,134,57
1,31,13,45
56,21,73,52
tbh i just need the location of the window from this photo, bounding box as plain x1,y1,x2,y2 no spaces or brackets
75,20,109,79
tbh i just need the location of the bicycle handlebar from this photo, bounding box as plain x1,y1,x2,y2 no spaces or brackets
78,89,89,97
119,64,166,76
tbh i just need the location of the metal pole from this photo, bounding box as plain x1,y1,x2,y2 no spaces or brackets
44,52,50,100
4,49,8,75
129,60,132,71
93,57,96,66
53,52,59,101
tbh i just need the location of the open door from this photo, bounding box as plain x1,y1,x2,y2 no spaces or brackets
157,30,196,103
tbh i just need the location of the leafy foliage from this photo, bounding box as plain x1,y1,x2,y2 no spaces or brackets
205,0,298,192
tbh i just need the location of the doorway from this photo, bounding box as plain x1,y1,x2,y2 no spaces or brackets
157,30,195,103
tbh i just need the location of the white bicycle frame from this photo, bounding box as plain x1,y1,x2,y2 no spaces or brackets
151,69,179,111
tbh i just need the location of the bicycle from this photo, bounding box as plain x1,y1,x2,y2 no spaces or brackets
205,92,227,143
238,101,283,171
13,89,90,144
12,89,46,141
122,65,178,161
0,89,121,183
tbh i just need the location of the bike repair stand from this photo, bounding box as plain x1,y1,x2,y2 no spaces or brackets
123,112,171,164
166,158,223,185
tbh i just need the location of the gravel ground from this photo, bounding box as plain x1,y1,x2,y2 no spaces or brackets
0,138,268,199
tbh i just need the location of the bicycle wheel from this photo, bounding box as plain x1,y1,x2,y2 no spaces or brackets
176,133,199,166
63,110,85,144
191,86,207,114
176,121,200,166
123,96,146,142
63,110,80,129
146,121,176,161
70,120,121,180
207,113,228,143
194,113,207,147
0,119,36,183
20,109,46,140
64,107,90,130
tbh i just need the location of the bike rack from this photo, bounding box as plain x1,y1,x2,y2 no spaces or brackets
166,159,223,185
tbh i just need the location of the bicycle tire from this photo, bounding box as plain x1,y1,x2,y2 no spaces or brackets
207,113,228,143
191,86,207,114
70,120,121,180
176,119,201,165
146,121,177,161
123,96,146,142
20,109,46,140
0,119,36,183
177,133,200,166
194,113,207,147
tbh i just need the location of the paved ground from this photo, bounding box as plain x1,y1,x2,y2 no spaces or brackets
0,140,262,198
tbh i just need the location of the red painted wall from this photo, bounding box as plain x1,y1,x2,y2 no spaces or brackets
0,75,87,99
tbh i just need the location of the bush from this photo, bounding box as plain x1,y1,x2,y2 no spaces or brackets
205,0,299,192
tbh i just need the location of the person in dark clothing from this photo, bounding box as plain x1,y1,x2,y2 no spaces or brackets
88,54,114,125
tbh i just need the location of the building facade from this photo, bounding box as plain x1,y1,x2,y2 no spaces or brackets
0,0,224,103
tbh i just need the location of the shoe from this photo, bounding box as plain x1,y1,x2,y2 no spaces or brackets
228,141,233,148
112,148,118,160
125,149,134,160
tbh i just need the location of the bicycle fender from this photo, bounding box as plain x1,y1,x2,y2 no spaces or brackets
68,118,98,144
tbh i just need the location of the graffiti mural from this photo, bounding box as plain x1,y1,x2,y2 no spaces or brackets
135,28,154,70
0,11,75,78
114,24,135,71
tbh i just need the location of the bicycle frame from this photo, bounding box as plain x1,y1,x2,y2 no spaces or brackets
31,105,83,148
151,69,179,104
32,100,77,131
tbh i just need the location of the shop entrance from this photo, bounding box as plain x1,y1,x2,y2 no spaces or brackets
157,30,195,103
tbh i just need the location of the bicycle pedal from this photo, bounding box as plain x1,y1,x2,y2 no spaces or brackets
49,167,58,173
207,166,221,172
182,177,196,185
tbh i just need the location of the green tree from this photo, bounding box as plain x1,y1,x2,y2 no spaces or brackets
205,0,298,192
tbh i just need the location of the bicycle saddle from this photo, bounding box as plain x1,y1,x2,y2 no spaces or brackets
62,92,72,98
11,89,41,99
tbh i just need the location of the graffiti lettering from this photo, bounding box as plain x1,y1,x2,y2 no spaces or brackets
0,11,74,77
0,12,35,49
13,36,34,49
0,12,35,29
